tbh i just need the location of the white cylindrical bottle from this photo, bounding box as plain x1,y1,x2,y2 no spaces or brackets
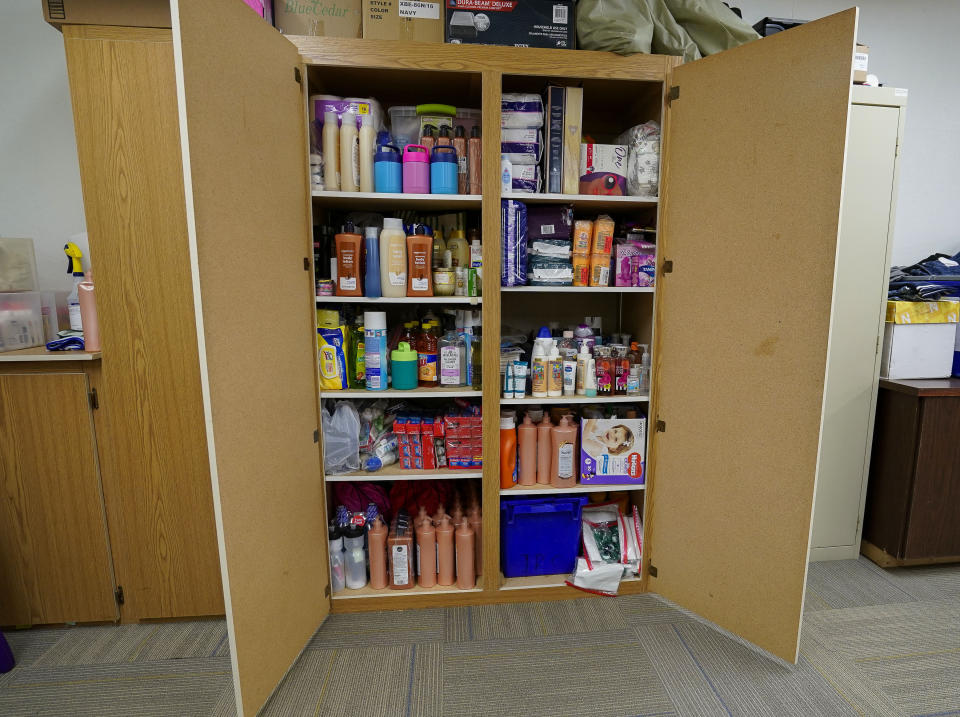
340,111,359,192
575,342,590,395
500,154,512,195
379,218,407,298
547,343,562,397
359,113,376,193
364,311,389,391
322,110,340,192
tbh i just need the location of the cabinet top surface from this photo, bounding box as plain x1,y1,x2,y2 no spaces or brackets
880,377,960,397
0,347,101,363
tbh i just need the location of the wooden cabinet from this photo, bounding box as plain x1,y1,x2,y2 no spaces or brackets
0,361,117,625
53,1,859,712
61,25,224,621
862,379,960,566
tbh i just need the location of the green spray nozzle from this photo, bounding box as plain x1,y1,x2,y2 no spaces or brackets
64,242,83,275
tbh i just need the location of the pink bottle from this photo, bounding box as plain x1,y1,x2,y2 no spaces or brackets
78,272,100,352
550,416,579,488
402,144,430,194
536,414,552,485
517,415,538,486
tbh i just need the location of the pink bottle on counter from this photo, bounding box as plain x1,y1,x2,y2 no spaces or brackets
517,415,538,486
536,414,553,485
402,145,430,194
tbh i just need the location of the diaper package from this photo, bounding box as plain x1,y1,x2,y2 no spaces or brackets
615,121,661,197
501,129,542,165
511,165,541,193
501,93,544,129
580,417,646,485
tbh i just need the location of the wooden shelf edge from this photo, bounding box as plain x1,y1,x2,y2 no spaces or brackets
326,470,483,483
500,484,645,496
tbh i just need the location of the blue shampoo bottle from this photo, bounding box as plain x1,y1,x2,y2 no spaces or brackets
364,226,381,298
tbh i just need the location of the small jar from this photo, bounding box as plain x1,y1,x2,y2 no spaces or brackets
433,268,456,296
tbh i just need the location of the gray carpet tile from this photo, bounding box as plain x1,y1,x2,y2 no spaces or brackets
806,557,918,610
441,630,675,717
858,650,960,717
3,627,69,668
307,608,447,649
617,592,695,627
31,623,160,667
211,683,239,717
130,621,228,663
445,598,626,643
880,563,960,603
0,657,231,717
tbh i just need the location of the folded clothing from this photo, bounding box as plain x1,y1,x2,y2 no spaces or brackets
501,129,542,165
529,238,572,260
511,165,541,193
501,93,544,129
527,204,573,239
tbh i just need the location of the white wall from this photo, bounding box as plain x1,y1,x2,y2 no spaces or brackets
735,0,960,266
0,1,87,292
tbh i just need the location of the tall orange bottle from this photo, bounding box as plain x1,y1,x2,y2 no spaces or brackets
436,516,455,586
550,416,579,488
499,416,517,489
451,506,465,528
468,506,482,577
536,414,553,485
368,517,388,589
416,517,437,588
432,503,448,525
517,415,538,486
455,519,476,590
415,506,431,529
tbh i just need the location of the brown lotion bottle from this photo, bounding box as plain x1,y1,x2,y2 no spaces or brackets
453,125,468,194
433,504,449,526
406,233,433,297
468,506,482,577
550,416,578,488
368,517,388,590
334,230,363,297
517,414,538,486
537,414,553,485
436,516,455,586
388,516,415,590
416,517,437,588
455,519,476,590
468,126,482,194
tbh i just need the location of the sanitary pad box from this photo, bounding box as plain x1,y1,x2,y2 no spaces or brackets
580,418,646,485
881,300,959,379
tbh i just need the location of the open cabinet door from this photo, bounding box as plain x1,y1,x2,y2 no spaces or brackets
646,9,857,663
171,0,330,714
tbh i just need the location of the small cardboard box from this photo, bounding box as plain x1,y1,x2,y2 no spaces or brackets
42,0,171,29
854,43,869,83
444,0,574,49
363,0,444,41
580,417,646,485
274,0,362,37
881,301,959,379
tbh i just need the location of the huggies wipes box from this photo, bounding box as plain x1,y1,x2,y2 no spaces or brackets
580,418,646,485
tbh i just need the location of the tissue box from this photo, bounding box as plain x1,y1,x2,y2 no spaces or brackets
580,417,646,485
881,301,959,379
579,144,628,195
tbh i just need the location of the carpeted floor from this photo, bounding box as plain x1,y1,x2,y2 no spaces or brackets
1,557,958,716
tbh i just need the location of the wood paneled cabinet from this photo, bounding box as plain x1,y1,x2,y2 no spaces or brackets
58,1,861,713
0,361,117,626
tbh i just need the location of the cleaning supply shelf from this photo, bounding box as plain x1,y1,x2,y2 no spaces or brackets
327,468,483,482
500,484,645,496
320,387,482,398
317,296,482,304
502,192,658,210
500,286,654,293
312,190,482,211
500,395,649,405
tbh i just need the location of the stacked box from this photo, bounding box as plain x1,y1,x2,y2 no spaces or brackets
396,416,445,470
444,414,482,468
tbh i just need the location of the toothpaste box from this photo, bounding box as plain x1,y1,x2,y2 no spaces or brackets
580,417,646,485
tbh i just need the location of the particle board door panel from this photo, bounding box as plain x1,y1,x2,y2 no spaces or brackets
0,373,117,625
62,25,224,621
646,9,857,663
171,1,330,715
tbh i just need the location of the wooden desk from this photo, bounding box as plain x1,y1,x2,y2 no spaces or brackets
862,378,960,567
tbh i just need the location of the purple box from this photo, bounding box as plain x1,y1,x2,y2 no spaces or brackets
526,205,573,240
580,418,646,485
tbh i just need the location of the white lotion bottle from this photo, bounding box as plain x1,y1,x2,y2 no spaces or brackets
358,113,376,193
340,110,359,192
322,110,340,191
500,154,512,195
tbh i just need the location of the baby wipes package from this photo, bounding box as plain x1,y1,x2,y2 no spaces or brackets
318,325,349,390
580,417,646,485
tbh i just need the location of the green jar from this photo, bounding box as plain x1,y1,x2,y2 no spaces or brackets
391,341,418,390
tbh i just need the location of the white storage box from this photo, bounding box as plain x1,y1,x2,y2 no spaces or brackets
880,301,959,379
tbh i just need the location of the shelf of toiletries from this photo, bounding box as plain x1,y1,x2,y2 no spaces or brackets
326,468,483,483
333,578,485,600
502,193,658,210
312,191,482,211
317,296,481,305
500,287,654,294
500,483,645,496
500,395,649,405
321,388,482,399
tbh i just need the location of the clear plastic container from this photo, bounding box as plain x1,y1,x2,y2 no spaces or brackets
342,525,367,589
0,291,45,353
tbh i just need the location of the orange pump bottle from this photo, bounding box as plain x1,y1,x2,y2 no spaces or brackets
517,415,538,486
467,506,482,577
334,231,363,297
455,519,476,590
415,506,431,529
432,504,448,526
536,414,553,485
499,416,517,489
368,517,388,590
436,516,455,586
550,416,579,488
416,518,437,588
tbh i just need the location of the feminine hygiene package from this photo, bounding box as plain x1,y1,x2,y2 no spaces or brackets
501,93,544,129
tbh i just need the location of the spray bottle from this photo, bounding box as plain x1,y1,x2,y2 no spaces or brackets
64,242,84,331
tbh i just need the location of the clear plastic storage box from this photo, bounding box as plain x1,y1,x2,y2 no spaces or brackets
0,291,45,353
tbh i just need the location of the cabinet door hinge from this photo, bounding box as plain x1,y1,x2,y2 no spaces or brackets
648,564,658,578
294,66,302,85
655,419,666,433
313,429,320,443
324,585,331,598
304,257,311,271
115,585,125,605
667,86,680,105
88,388,99,410
662,260,673,275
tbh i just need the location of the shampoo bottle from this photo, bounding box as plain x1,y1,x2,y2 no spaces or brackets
368,517,388,590
322,110,340,191
339,110,359,192
363,226,381,298
547,343,563,397
575,342,590,395
531,339,548,398
455,519,476,590
406,231,433,297
436,516,455,586
379,218,407,297
416,517,437,588
517,414,538,486
334,229,363,297
536,414,552,484
550,416,578,489
358,113,376,193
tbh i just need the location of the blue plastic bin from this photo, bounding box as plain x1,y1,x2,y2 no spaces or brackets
500,495,589,578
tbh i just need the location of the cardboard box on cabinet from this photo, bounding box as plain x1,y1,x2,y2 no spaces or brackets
880,301,959,379
444,0,574,49
275,0,362,37
42,0,171,29
363,0,444,41
854,43,869,83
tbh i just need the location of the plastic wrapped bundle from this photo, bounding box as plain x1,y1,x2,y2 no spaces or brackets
511,165,541,193
501,129,542,165
615,121,661,196
529,238,573,260
501,199,528,287
528,257,574,286
501,93,544,128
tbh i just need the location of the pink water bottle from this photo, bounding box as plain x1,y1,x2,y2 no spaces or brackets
403,144,430,194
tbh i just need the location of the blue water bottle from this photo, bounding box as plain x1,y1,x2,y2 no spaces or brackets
374,144,402,193
363,227,381,298
430,145,458,194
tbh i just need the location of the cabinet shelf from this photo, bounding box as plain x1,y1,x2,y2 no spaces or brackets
503,192,658,210
326,467,482,482
317,296,482,305
333,577,484,600
501,286,654,293
500,483,644,496
311,190,481,211
320,387,482,398
500,573,641,591
500,395,648,405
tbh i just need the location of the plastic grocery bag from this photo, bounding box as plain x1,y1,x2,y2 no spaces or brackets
322,401,361,475
615,122,661,197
